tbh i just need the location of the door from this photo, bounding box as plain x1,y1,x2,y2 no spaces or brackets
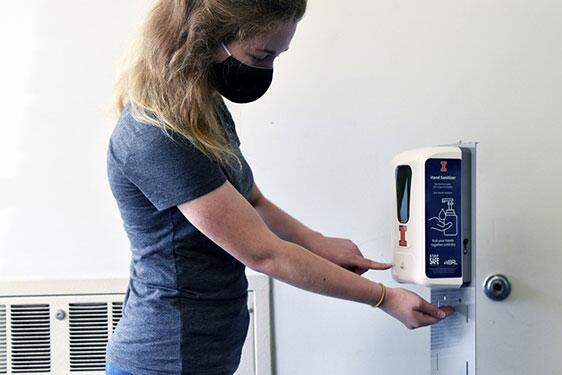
476,138,562,374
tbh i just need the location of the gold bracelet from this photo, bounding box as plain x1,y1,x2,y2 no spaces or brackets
372,282,386,308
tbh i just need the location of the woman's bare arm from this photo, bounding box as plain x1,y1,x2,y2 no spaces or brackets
247,182,392,274
177,181,453,328
247,182,321,249
178,181,380,306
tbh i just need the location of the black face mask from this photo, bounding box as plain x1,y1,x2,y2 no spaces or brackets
212,43,273,104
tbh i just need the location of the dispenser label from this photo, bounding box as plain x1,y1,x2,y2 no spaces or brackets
425,158,462,278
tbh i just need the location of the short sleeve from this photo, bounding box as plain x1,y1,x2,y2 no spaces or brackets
122,125,227,211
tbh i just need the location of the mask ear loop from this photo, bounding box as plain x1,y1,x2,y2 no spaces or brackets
221,43,232,57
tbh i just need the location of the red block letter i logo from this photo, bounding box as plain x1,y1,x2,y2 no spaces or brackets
399,225,408,247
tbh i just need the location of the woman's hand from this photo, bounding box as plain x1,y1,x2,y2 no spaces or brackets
380,287,455,329
303,233,392,275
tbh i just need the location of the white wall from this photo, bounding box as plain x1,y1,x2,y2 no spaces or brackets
1,1,561,374
0,0,146,280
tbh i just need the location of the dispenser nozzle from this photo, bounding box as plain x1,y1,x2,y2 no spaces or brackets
442,198,454,210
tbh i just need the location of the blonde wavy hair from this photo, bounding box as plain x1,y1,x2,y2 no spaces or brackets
115,0,307,166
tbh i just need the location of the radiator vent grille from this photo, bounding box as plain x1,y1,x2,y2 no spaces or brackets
68,303,108,372
10,304,51,373
111,302,123,332
0,305,6,374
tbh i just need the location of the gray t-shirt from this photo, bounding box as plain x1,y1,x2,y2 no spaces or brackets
105,100,254,374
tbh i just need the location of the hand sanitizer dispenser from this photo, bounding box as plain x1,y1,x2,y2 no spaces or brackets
391,146,472,287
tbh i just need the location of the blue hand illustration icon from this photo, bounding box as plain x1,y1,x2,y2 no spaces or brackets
429,215,453,233
429,203,459,237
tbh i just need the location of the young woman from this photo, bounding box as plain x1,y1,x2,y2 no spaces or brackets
105,1,454,374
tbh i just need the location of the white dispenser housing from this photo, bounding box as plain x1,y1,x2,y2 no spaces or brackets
391,146,472,287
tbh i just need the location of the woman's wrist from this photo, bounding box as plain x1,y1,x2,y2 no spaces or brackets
364,280,383,307
379,287,398,314
371,283,396,310
297,229,324,249
372,282,386,308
